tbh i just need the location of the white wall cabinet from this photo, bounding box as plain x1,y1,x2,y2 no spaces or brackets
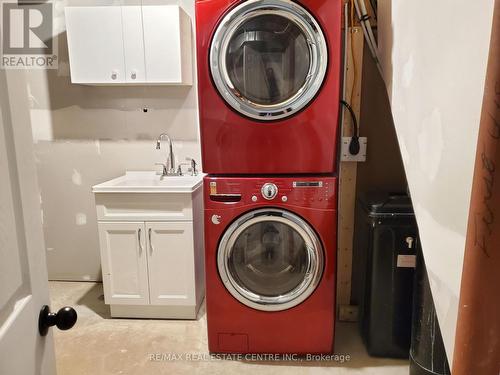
94,189,204,319
121,6,147,83
142,6,192,84
65,5,192,85
65,7,126,84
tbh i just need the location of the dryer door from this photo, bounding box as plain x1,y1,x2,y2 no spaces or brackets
210,0,327,121
217,208,324,311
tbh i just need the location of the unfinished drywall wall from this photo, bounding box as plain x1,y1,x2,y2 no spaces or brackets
356,45,407,195
29,0,200,281
377,0,495,362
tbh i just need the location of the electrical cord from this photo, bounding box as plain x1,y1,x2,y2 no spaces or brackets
343,2,359,156
340,100,360,155
349,0,357,105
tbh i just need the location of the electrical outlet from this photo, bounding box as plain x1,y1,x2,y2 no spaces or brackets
341,137,367,162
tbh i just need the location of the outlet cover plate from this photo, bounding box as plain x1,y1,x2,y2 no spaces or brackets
341,137,367,162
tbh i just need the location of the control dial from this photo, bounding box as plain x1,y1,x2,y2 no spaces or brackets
261,183,278,200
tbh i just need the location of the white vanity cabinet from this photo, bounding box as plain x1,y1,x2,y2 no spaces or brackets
98,222,150,306
93,174,204,319
65,5,192,85
146,222,195,306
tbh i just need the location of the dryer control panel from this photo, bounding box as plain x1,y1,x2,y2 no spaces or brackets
205,176,337,210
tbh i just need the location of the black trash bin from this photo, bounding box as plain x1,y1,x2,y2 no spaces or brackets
410,248,451,375
353,193,418,358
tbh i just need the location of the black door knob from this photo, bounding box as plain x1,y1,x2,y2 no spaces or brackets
38,305,77,336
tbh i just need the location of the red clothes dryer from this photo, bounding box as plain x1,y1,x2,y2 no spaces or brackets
204,176,337,353
196,0,342,175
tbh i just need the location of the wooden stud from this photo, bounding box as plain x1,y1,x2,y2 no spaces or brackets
337,26,364,320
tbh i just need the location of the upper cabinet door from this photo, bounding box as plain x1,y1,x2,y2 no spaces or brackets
121,6,146,83
98,222,150,305
142,5,193,85
146,222,195,306
65,7,126,84
65,5,192,85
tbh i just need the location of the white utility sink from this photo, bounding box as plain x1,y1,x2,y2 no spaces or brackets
92,170,205,319
92,171,204,193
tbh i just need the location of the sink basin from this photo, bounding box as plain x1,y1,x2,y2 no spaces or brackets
92,171,204,193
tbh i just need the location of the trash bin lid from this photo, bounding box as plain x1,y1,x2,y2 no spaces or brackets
360,192,415,218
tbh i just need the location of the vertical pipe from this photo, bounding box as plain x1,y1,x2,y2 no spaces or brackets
453,2,500,374
353,0,376,59
357,0,378,58
353,0,382,75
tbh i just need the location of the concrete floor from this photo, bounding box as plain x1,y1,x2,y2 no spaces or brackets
49,281,409,375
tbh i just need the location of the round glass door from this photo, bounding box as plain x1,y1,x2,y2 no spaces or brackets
217,209,324,311
210,0,328,121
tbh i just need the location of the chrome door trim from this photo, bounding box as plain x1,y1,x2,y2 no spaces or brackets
217,208,324,311
210,0,328,121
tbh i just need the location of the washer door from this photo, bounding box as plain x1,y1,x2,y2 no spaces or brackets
210,0,328,121
218,209,324,311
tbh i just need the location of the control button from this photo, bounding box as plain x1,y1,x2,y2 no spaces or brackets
281,196,288,202
261,183,278,200
251,195,258,202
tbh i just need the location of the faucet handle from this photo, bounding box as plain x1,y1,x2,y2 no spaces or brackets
155,162,168,176
176,162,192,176
176,165,183,176
189,158,198,176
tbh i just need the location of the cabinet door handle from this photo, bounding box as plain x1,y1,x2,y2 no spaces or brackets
148,228,154,254
138,228,143,253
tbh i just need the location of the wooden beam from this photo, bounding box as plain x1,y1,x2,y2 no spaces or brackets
337,26,364,321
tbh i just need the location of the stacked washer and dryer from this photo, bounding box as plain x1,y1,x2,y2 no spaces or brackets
195,0,342,354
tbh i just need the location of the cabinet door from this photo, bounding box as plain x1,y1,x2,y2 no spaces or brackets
142,5,191,84
146,222,195,306
122,6,146,83
65,7,126,84
98,222,149,305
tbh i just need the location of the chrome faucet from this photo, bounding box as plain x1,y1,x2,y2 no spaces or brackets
156,133,176,175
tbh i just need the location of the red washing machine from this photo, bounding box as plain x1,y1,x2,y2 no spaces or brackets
196,0,342,175
204,176,337,353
